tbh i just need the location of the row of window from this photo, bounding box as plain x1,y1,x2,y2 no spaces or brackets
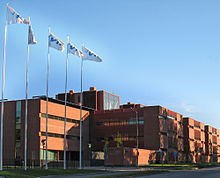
159,115,182,123
41,132,80,141
97,136,144,142
167,115,177,120
41,113,80,125
96,117,144,126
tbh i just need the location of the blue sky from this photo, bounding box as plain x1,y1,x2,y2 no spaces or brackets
0,0,220,128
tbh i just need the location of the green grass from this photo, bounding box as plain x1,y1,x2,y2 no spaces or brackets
92,170,168,178
0,168,107,178
141,162,220,170
140,163,191,167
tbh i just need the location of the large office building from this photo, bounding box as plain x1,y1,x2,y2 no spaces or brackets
0,97,93,165
93,103,185,163
56,87,120,111
0,87,220,166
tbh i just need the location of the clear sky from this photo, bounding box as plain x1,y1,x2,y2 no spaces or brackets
0,0,220,128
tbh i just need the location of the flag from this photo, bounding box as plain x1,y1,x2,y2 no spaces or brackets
82,46,102,62
7,5,29,25
28,24,37,45
49,33,64,51
67,42,82,57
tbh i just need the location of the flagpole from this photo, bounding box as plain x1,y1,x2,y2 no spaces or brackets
64,35,69,170
79,56,84,169
24,17,30,171
24,35,29,171
45,26,50,170
0,4,8,171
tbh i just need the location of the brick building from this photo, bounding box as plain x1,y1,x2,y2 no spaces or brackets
56,87,120,111
1,86,220,166
183,117,206,163
0,97,92,165
93,104,184,163
205,125,220,162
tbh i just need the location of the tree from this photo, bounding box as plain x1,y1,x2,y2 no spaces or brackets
116,132,122,148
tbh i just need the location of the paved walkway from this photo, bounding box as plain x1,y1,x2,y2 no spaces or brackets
43,166,164,178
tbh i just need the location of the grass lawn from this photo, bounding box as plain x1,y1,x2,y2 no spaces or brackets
141,163,191,167
0,168,107,178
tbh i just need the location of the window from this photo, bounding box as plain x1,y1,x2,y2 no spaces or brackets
96,122,104,126
40,150,57,161
167,115,177,120
41,132,79,141
15,101,21,159
189,125,194,129
103,92,119,110
194,125,200,129
15,130,21,141
41,113,80,126
16,101,21,118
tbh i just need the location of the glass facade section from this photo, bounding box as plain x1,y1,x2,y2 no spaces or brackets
15,101,21,159
40,149,57,160
103,92,119,110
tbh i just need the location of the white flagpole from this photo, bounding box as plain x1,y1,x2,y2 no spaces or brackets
79,56,84,169
0,4,8,171
45,26,50,170
24,17,30,171
64,35,69,170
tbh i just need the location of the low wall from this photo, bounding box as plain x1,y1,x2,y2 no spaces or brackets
104,147,156,166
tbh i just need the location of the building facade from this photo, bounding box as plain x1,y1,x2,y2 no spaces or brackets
1,88,220,166
183,117,206,163
93,104,184,163
205,125,220,162
56,87,120,111
1,97,92,165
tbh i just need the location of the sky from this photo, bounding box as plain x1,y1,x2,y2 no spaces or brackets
0,0,220,128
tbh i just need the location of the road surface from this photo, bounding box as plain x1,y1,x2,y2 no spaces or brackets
137,166,220,178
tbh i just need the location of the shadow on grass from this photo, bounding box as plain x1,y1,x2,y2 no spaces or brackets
91,170,168,178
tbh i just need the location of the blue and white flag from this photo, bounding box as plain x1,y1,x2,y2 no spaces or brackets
67,42,82,58
49,33,65,52
82,46,102,62
7,5,29,25
28,24,37,45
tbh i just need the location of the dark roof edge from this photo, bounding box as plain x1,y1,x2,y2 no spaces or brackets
39,96,95,111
